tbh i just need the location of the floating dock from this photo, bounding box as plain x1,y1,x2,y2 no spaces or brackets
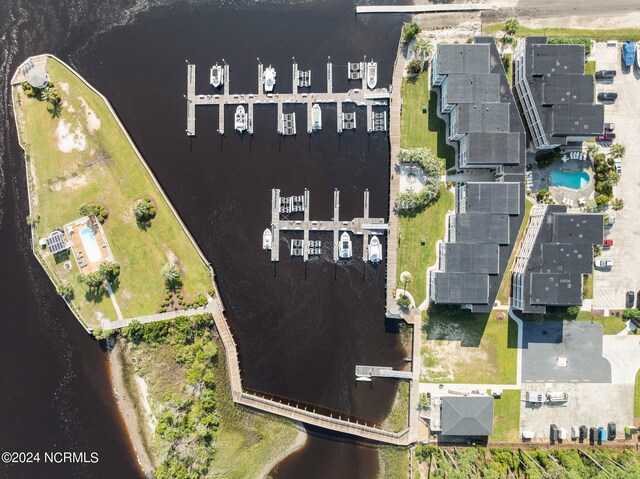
185,58,390,136
269,188,388,263
355,365,413,380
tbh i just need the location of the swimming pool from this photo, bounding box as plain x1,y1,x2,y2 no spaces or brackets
550,171,590,190
80,227,102,262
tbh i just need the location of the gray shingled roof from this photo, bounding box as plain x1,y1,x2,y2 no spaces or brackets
552,103,605,136
441,396,494,436
431,272,489,304
465,183,521,215
552,213,604,244
542,74,594,105
456,102,510,134
531,44,585,76
540,243,593,274
455,214,510,244
530,273,583,306
465,132,521,165
435,44,491,75
442,243,500,274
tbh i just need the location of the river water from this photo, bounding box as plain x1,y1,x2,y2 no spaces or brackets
0,1,408,477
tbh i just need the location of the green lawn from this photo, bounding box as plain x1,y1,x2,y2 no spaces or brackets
583,274,594,299
576,311,627,335
421,309,518,384
400,71,455,168
496,199,533,305
396,186,454,305
585,60,596,76
502,53,513,86
491,389,521,442
484,23,640,41
15,58,212,327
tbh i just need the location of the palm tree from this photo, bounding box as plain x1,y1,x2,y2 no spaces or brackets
131,199,149,221
41,86,58,104
609,143,626,159
587,143,599,158
414,38,433,64
162,263,180,287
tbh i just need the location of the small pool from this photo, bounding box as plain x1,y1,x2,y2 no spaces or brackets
550,171,590,190
80,227,101,262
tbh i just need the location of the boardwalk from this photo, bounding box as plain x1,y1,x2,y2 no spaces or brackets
355,3,493,14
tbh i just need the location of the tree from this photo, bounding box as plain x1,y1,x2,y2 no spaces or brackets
401,23,421,43
78,203,92,216
78,271,105,290
587,143,599,158
406,58,423,75
397,294,412,309
611,198,624,211
503,18,520,37
584,199,598,213
595,194,610,207
536,188,550,202
131,197,155,223
40,86,59,104
419,393,430,409
98,261,120,281
397,148,444,177
26,214,40,226
162,263,181,288
123,320,144,342
56,282,74,300
609,143,626,159
93,327,116,341
414,38,433,63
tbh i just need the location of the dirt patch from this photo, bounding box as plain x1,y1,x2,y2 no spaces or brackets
135,375,157,432
58,82,69,94
78,96,101,133
166,249,186,275
49,174,89,191
55,119,86,153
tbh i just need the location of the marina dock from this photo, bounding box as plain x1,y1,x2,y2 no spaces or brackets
185,59,389,136
355,365,413,380
269,188,388,263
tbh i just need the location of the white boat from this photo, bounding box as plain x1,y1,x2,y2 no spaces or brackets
311,104,322,131
210,63,223,88
339,232,352,259
262,228,272,251
235,105,247,133
367,61,377,89
368,235,382,264
264,66,276,92
356,376,372,382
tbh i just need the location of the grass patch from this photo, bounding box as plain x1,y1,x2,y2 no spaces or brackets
635,369,640,417
496,199,533,305
585,60,596,76
576,311,627,335
483,23,640,42
421,309,517,384
15,58,211,327
583,274,593,299
378,446,409,479
396,186,454,304
491,389,521,442
400,71,455,168
502,53,513,86
383,382,409,433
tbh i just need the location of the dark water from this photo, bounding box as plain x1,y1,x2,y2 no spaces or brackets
1,1,407,477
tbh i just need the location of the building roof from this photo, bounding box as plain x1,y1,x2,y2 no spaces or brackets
465,182,521,215
531,43,585,76
27,69,49,89
454,214,510,244
441,396,494,436
442,243,500,274
431,272,489,304
45,230,69,254
552,103,605,136
529,273,584,305
444,73,501,105
465,132,521,166
542,74,594,105
435,44,491,75
456,102,511,134
540,243,593,274
552,213,604,244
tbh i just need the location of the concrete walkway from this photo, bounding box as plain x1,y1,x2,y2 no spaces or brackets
105,280,124,321
602,335,640,385
419,383,521,394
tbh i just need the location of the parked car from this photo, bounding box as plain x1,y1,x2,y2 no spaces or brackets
595,259,614,268
571,426,579,440
597,132,616,141
604,122,616,131
615,160,622,174
522,430,535,440
598,427,607,444
608,422,617,440
598,92,618,102
636,292,640,309
558,428,568,440
627,291,635,308
604,239,613,247
550,424,559,444
596,70,617,79
589,427,597,445
579,425,587,443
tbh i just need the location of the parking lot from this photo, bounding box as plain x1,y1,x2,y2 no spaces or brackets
522,321,611,383
519,382,634,442
592,42,640,311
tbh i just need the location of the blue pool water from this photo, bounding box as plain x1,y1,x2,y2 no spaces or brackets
80,226,101,262
550,171,590,189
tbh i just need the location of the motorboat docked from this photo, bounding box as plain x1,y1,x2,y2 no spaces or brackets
262,228,272,251
366,61,377,89
339,232,352,259
235,105,247,133
368,235,382,264
210,63,223,88
264,66,276,92
356,376,372,382
311,104,322,131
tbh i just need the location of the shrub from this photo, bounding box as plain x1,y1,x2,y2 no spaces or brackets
402,23,420,43
566,306,581,317
611,198,624,211
26,214,40,226
398,148,444,177
131,197,156,223
123,320,144,342
397,294,412,309
623,309,640,321
406,58,422,74
207,288,215,297
595,194,610,207
93,327,115,341
548,37,592,56
143,321,170,344
584,199,598,213
536,189,550,202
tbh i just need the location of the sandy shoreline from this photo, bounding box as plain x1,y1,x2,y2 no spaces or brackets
259,425,307,479
107,341,155,478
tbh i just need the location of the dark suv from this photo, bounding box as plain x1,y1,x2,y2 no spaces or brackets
550,424,559,444
608,422,616,440
598,92,618,102
579,425,587,443
595,70,617,79
628,291,635,308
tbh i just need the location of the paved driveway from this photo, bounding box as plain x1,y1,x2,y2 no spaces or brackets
522,321,611,383
602,335,640,384
592,42,640,310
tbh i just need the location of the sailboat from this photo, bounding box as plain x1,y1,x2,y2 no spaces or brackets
235,105,247,133
210,63,223,88
368,235,382,264
339,232,352,259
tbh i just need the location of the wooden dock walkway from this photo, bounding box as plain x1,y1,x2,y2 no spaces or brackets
355,365,413,380
355,3,493,14
185,60,390,136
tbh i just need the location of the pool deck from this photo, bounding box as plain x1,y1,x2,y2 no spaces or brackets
64,215,115,274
